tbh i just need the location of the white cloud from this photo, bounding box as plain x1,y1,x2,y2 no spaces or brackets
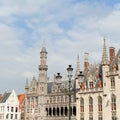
0,0,120,94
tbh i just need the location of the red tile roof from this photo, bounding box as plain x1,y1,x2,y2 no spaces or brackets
18,94,25,104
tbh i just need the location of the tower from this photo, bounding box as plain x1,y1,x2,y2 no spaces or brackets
38,44,48,120
101,38,109,95
38,45,48,94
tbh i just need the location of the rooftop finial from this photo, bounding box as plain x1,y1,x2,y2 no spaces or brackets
101,37,109,65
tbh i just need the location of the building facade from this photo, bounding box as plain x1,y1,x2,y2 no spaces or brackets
76,39,120,120
0,90,20,120
25,38,120,120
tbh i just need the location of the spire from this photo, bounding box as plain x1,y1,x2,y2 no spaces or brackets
75,55,80,78
25,78,29,91
41,40,47,53
101,37,109,65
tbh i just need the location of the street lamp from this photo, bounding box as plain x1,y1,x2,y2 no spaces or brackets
78,71,85,91
56,65,73,120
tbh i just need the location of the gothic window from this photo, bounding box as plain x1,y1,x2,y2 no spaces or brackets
111,94,116,111
89,115,93,120
73,106,76,116
65,107,68,116
49,108,52,116
98,96,102,112
61,107,63,116
89,97,93,112
50,97,52,103
112,115,116,120
80,97,84,112
11,107,14,112
57,107,59,116
111,77,115,89
53,107,56,116
89,82,94,89
80,116,84,120
98,115,103,120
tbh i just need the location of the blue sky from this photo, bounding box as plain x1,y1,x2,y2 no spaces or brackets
0,0,120,94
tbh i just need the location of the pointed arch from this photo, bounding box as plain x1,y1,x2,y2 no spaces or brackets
89,96,93,112
98,96,102,112
80,97,84,112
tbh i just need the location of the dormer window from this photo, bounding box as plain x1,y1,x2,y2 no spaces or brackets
89,82,94,89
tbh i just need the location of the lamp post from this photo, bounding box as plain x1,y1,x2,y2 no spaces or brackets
56,65,73,120
67,65,73,120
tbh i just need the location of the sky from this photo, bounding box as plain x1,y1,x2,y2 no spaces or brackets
0,0,120,94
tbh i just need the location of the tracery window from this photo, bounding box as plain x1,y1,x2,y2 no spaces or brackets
89,97,93,112
98,96,102,112
89,82,94,89
80,97,84,112
111,94,116,111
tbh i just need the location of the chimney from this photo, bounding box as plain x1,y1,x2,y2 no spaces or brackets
109,47,115,64
84,53,89,71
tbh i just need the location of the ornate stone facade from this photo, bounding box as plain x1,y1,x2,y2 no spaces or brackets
25,38,120,120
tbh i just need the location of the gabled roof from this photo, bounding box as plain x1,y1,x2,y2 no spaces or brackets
18,94,25,104
0,92,11,103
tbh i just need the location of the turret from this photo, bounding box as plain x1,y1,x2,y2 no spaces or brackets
101,38,109,95
75,55,80,79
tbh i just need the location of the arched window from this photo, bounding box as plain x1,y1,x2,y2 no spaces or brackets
53,107,56,116
49,108,52,116
57,107,59,116
80,97,84,112
46,108,48,116
65,107,68,116
111,94,116,111
61,107,63,116
89,97,93,112
111,77,115,89
98,96,102,112
73,106,76,116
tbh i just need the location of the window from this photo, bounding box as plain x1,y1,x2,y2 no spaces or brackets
6,114,9,119
98,115,102,120
89,115,93,120
7,106,9,111
89,82,94,89
111,77,115,89
11,107,14,112
80,97,84,112
112,115,116,120
15,114,17,119
11,114,13,119
111,94,116,111
89,97,93,112
80,117,84,120
98,96,102,112
15,107,18,112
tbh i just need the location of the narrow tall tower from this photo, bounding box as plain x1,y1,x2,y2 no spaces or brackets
75,55,80,79
38,44,48,120
38,45,48,94
101,38,109,95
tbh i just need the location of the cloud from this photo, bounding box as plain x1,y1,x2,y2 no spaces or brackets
0,0,120,93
